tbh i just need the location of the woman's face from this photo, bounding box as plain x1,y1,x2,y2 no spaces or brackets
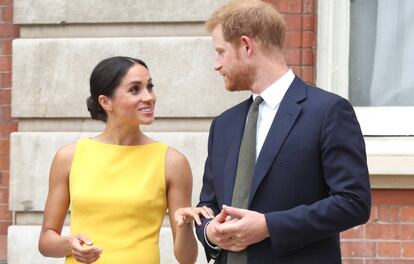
107,64,156,126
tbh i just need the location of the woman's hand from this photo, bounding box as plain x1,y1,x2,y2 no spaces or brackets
69,235,102,263
174,206,215,226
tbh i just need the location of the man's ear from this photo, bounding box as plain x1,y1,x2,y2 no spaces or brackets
240,35,254,56
98,95,112,112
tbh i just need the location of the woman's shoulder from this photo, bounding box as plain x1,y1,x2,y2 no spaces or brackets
165,147,191,178
165,147,189,165
53,142,77,166
48,142,77,182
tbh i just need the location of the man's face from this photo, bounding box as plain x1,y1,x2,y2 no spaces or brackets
211,26,256,91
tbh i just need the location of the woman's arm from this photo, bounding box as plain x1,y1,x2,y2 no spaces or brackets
165,147,213,264
38,143,101,263
38,143,74,257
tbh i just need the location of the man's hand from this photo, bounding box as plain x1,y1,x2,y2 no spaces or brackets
206,208,245,251
206,205,270,252
215,205,270,251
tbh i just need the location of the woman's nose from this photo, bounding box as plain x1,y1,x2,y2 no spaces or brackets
141,88,154,101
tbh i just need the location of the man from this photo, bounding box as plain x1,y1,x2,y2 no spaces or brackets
196,0,371,263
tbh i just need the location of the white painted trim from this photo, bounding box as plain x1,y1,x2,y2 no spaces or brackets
365,137,414,175
316,0,350,98
356,107,414,136
365,137,414,155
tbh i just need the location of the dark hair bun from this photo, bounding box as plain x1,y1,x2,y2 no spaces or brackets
86,96,107,122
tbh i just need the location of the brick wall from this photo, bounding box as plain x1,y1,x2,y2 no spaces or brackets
342,190,414,263
267,0,316,84
0,0,18,261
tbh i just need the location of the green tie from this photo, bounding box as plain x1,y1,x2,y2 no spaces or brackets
227,96,263,264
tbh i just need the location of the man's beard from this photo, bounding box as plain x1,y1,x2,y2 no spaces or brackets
224,60,257,92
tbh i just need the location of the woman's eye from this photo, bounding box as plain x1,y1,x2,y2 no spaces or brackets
130,86,139,93
147,83,154,91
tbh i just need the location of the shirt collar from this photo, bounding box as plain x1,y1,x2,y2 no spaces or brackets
252,69,295,109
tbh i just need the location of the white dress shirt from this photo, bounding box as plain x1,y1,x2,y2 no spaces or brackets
252,69,295,160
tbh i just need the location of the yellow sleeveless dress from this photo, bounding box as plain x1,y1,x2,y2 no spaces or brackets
66,138,168,264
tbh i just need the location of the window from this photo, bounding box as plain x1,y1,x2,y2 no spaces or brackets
350,0,414,107
317,0,414,136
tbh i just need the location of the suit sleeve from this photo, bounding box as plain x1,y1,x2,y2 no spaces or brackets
264,98,371,256
195,118,222,261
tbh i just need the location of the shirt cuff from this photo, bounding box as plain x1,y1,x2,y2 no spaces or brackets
204,221,221,251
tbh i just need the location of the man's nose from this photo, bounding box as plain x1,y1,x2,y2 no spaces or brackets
214,58,222,71
214,56,223,71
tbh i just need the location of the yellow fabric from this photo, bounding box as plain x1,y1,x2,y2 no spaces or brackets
66,138,168,264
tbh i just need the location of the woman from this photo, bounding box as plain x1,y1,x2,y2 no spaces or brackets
38,56,214,263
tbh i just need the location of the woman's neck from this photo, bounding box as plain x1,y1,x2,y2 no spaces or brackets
96,122,153,146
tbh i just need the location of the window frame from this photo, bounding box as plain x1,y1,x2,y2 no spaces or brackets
317,0,414,182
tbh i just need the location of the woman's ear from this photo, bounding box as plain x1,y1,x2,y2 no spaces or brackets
98,95,112,112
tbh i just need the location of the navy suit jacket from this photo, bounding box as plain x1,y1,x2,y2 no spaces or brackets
196,77,371,263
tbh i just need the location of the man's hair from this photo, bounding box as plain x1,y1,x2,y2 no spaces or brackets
206,0,287,51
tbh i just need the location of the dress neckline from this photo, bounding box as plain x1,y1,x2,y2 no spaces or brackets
84,138,160,148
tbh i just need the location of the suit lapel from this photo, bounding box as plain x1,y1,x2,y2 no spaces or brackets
248,77,307,206
223,98,252,206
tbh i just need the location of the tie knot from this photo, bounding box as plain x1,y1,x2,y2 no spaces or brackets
252,95,264,108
